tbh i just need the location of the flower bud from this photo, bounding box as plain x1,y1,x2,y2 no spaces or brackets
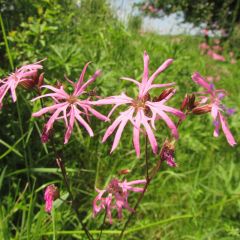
38,73,44,88
19,71,44,90
180,94,196,111
118,169,131,175
188,94,196,110
180,94,189,111
192,104,212,115
154,88,175,102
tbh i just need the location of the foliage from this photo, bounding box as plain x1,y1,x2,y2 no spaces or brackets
0,0,239,239
138,0,240,38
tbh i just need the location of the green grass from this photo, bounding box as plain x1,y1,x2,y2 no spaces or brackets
0,0,239,239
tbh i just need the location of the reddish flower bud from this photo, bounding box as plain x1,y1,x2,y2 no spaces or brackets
154,88,175,102
19,79,36,89
118,169,131,175
38,73,44,88
19,71,44,90
180,94,189,111
192,104,212,115
188,94,196,110
180,94,196,111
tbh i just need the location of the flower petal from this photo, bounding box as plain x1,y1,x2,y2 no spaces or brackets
219,113,236,146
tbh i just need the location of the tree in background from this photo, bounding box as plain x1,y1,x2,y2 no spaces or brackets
138,0,240,39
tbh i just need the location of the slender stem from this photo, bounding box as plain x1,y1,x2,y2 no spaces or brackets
0,14,14,69
118,177,150,240
119,112,187,239
98,210,107,240
16,99,30,182
37,92,94,240
56,158,94,240
119,135,151,239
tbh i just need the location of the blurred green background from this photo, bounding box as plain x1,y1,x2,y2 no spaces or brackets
0,0,239,239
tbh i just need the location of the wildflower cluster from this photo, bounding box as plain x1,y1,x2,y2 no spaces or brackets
0,50,236,238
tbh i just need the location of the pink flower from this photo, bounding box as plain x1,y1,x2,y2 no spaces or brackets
32,62,109,144
93,51,185,157
206,76,220,83
199,42,209,53
44,184,59,213
202,28,209,36
0,61,43,109
93,178,146,223
207,50,225,62
212,45,223,52
192,72,236,146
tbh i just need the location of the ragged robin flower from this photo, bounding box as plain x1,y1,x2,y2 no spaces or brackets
32,62,109,144
192,72,236,146
93,178,146,224
93,51,185,157
0,60,43,109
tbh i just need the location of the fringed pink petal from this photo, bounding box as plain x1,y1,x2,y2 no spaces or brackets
133,111,141,158
140,110,158,154
192,72,211,91
219,113,236,146
74,107,94,136
142,50,149,85
74,62,91,95
121,77,140,87
32,103,68,117
64,107,75,144
76,69,101,96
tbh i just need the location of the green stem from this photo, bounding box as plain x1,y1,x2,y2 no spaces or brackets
119,134,151,239
98,209,107,240
0,14,14,69
38,93,93,240
119,111,187,239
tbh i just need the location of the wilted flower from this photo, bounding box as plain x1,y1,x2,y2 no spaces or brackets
93,178,146,224
192,72,236,146
0,61,43,109
44,184,59,213
93,51,185,157
32,62,109,144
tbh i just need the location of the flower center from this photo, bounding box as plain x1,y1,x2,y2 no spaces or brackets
107,179,122,194
132,99,145,109
67,96,78,104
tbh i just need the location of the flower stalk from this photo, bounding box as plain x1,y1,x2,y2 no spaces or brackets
37,90,94,240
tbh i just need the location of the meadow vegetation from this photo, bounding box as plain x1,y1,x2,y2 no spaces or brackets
0,0,239,239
